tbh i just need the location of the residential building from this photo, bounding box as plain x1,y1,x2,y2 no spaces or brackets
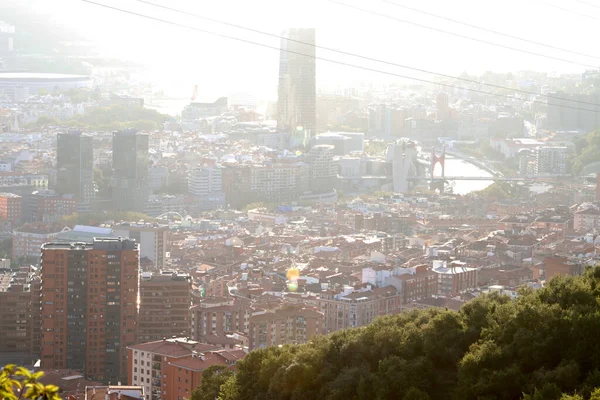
535,146,569,175
25,190,77,223
40,238,139,383
188,164,225,210
305,144,338,194
392,265,438,304
248,304,323,349
543,256,584,281
84,385,144,400
112,130,150,213
127,337,220,400
112,222,168,270
12,224,65,259
0,266,41,359
432,260,479,296
277,28,316,141
0,192,21,226
318,286,402,334
573,206,600,232
55,131,94,212
138,271,191,344
190,297,250,341
165,349,245,400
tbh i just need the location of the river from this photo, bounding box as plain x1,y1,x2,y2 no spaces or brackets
434,158,494,195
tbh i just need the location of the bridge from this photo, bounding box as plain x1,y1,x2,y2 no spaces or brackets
408,176,553,182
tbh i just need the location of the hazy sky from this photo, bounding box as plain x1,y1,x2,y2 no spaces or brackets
25,0,600,99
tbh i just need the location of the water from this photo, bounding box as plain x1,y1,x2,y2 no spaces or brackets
437,158,494,195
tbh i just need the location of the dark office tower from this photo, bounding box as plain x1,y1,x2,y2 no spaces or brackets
56,131,94,212
40,238,139,383
112,129,149,212
277,28,316,144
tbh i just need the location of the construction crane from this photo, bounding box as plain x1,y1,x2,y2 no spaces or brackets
191,84,198,101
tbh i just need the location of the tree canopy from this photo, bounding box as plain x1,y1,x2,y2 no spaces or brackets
0,365,60,400
572,130,600,174
200,268,600,400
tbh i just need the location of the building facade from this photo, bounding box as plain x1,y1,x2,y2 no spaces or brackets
138,271,191,344
0,192,21,226
112,130,150,213
112,222,168,270
0,266,41,359
248,305,323,349
40,238,139,383
55,131,94,211
277,28,316,141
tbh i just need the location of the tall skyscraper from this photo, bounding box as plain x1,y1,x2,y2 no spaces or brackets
40,238,139,383
277,28,316,143
56,131,94,212
112,129,149,212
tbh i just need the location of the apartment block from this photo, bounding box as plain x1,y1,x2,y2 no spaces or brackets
40,238,139,383
112,222,168,270
0,192,21,226
138,271,191,344
319,286,402,334
0,266,41,359
190,297,250,341
248,305,323,349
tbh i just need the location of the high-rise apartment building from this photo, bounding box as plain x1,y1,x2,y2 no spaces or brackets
277,28,316,142
535,146,569,175
138,271,191,344
305,144,338,193
56,131,94,212
40,238,139,383
188,164,225,211
112,130,150,213
112,222,168,270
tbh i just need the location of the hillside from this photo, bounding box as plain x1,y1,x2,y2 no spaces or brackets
198,268,600,400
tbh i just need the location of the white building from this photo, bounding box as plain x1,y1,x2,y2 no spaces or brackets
112,222,168,269
188,165,222,196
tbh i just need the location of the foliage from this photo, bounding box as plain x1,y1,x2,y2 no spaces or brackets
472,181,519,200
190,365,234,400
572,130,600,174
212,268,600,399
61,104,169,132
364,140,388,157
0,365,60,400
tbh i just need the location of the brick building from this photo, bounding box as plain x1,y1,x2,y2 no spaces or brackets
190,297,250,342
0,192,21,226
25,190,77,223
127,337,221,400
432,260,479,296
248,304,323,349
13,224,65,259
138,271,192,344
319,286,402,334
0,266,41,359
40,238,139,383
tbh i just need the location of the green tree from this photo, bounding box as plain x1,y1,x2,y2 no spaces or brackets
190,365,234,400
0,365,60,400
209,267,600,400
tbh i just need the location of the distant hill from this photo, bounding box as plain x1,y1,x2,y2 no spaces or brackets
194,268,600,400
0,0,85,55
